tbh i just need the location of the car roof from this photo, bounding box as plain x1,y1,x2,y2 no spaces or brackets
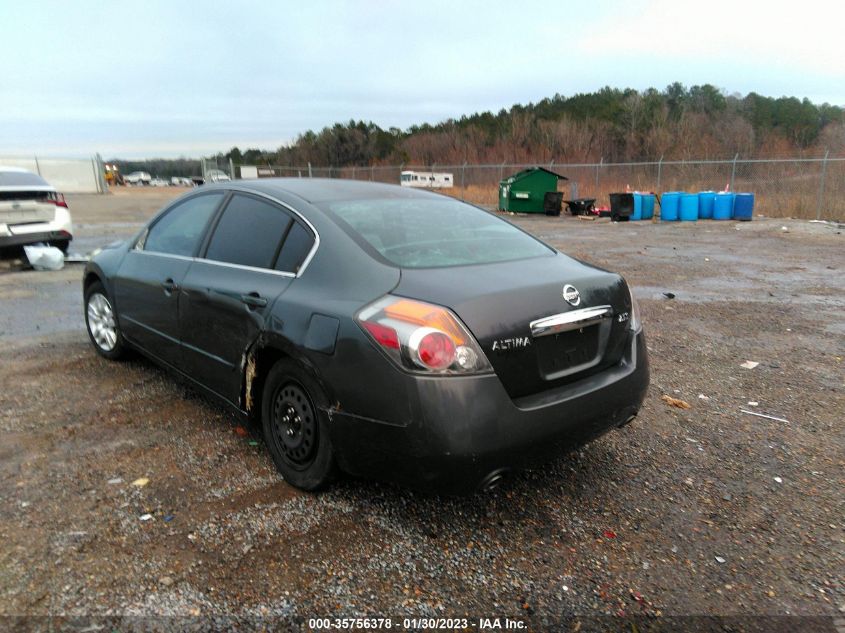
0,166,32,173
221,178,438,204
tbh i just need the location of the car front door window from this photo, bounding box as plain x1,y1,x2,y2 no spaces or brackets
142,193,223,257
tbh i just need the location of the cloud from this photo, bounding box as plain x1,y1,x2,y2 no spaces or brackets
1,0,841,157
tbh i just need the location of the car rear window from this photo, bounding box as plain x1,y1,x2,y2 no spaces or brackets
0,170,50,188
321,197,553,268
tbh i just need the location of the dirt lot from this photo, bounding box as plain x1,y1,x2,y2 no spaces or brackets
1,188,843,630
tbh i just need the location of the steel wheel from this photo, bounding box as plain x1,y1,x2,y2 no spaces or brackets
272,382,318,468
261,360,335,490
87,292,117,352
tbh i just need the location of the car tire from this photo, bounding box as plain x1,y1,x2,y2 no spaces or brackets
84,280,126,360
262,359,336,491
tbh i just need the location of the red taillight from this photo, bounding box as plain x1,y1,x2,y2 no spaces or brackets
362,321,400,349
413,329,456,370
46,192,68,208
356,296,492,375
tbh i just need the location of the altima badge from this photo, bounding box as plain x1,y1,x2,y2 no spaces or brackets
491,337,531,352
562,284,581,306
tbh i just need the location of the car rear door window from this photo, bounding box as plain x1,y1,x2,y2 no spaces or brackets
143,193,223,257
275,221,315,274
204,194,292,269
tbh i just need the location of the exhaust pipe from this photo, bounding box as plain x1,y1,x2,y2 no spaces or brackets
618,411,638,428
480,469,508,492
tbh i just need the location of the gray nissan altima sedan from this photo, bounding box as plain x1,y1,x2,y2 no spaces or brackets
82,179,649,493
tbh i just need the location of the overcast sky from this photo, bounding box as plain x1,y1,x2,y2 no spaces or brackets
2,0,843,158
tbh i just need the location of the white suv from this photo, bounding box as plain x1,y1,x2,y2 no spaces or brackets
205,169,231,183
0,167,73,253
124,171,152,185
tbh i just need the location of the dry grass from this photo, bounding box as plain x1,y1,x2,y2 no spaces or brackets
105,177,844,222
439,185,499,206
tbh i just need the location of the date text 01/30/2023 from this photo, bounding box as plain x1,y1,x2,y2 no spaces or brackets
308,617,527,629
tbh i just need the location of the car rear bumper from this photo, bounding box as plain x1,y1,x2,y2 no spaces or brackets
0,229,73,248
0,208,73,248
329,329,649,494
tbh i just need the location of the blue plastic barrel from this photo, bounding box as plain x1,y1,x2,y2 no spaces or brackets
679,193,699,221
632,193,643,221
698,191,716,219
733,193,754,221
713,192,735,220
642,193,655,220
660,192,681,221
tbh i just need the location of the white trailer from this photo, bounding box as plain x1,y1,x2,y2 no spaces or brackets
400,170,454,188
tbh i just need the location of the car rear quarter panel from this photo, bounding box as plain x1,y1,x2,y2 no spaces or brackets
259,195,410,430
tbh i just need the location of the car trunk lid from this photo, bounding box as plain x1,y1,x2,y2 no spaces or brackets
0,191,57,225
394,253,633,399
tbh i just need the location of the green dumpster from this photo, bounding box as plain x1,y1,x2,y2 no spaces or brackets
498,167,568,213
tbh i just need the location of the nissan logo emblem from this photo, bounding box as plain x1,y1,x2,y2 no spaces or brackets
563,284,581,306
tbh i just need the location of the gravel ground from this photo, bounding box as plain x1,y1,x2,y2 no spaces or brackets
0,190,843,631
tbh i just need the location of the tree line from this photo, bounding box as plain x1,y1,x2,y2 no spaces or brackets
114,84,845,173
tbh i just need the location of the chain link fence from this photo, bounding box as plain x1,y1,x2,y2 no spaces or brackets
233,157,845,221
112,158,203,186
201,157,234,181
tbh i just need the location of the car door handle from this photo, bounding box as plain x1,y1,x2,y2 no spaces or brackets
161,278,179,293
240,292,268,308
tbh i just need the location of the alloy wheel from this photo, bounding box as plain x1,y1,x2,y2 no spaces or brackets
87,293,117,352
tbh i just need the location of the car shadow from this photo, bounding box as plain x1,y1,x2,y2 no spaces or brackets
324,439,626,539
115,352,627,536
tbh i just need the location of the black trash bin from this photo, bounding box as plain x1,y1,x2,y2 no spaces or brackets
564,198,596,216
609,193,634,222
543,192,564,216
